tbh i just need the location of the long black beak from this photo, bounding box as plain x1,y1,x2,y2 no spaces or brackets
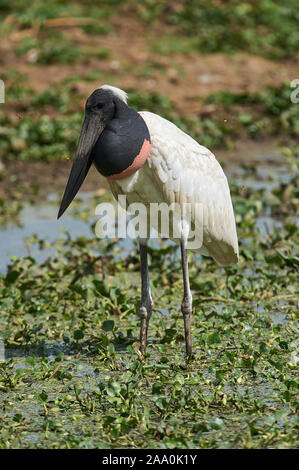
57,114,104,219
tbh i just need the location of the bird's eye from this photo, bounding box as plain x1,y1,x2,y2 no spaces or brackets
95,102,104,110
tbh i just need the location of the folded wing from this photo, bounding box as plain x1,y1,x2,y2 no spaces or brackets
139,111,239,266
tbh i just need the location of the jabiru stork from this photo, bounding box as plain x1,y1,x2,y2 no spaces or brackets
58,85,239,357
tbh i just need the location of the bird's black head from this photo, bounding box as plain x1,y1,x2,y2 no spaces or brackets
85,88,116,121
57,86,121,219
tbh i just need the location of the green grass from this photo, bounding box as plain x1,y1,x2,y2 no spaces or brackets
0,148,298,448
15,36,110,65
205,84,299,138
1,1,298,60
0,1,111,28
0,82,298,162
0,111,83,161
136,0,299,59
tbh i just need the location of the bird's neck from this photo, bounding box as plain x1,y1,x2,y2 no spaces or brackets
113,98,130,119
92,103,151,180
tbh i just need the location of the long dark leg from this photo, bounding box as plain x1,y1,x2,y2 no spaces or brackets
139,239,152,355
180,237,192,357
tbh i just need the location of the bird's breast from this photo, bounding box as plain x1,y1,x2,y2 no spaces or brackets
92,109,151,180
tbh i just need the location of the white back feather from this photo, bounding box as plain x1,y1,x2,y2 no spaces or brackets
99,85,128,104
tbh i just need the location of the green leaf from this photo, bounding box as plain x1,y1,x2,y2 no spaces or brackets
38,392,48,403
264,415,275,426
107,380,121,396
152,382,163,394
73,330,84,341
154,396,168,411
207,332,221,345
210,417,224,430
215,369,226,384
13,413,23,423
5,270,20,285
102,320,115,332
107,343,115,356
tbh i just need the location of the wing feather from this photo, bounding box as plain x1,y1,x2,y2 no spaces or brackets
108,111,238,266
139,111,239,266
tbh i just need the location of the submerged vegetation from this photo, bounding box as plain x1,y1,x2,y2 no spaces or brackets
0,0,298,450
0,147,298,448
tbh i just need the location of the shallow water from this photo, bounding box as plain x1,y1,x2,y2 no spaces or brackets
0,201,94,272
0,192,135,273
1,149,296,274
3,299,289,363
1,146,297,449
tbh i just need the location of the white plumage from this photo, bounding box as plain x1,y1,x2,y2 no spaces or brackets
60,84,239,357
108,106,239,266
